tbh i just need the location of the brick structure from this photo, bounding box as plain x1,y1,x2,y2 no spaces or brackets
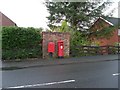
42,32,70,59
90,17,119,46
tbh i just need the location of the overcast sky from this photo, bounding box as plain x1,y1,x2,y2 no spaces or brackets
0,0,119,29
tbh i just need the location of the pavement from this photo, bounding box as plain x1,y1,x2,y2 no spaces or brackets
1,54,119,69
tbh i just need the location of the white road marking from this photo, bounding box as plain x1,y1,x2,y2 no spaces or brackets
6,79,75,89
112,73,120,76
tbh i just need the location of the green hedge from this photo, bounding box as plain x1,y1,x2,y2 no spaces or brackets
2,27,42,60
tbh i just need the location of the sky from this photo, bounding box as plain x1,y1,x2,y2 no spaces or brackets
0,0,120,30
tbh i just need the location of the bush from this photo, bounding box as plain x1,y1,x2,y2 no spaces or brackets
2,27,42,60
70,30,90,57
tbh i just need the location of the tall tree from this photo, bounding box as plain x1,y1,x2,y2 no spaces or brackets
45,1,113,32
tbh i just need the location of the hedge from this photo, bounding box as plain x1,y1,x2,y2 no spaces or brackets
2,27,42,60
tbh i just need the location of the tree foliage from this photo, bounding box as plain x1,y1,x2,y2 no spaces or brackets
49,20,69,32
45,1,113,31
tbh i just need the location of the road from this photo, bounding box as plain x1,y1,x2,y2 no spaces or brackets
2,60,118,88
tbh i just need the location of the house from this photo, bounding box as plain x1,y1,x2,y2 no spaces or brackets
0,12,17,26
89,17,120,46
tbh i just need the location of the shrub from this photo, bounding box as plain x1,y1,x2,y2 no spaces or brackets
70,30,90,57
2,27,42,60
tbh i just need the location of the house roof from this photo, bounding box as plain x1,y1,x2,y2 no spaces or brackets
90,17,120,30
0,12,17,26
100,17,114,26
104,17,120,26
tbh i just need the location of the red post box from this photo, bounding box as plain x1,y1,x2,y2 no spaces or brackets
58,40,64,58
48,42,55,58
48,42,55,53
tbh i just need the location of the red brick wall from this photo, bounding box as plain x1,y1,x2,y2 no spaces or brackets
42,32,70,59
92,29,118,46
106,30,118,45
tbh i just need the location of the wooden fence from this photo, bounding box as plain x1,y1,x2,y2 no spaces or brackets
70,45,120,57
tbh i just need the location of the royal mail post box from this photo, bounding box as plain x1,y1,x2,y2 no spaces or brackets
48,42,55,53
58,40,64,57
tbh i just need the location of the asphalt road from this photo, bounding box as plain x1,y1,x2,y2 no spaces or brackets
2,60,118,88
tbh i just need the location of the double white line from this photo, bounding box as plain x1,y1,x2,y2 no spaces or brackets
6,79,75,89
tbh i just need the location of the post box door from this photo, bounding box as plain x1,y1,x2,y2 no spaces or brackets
58,40,64,57
48,42,55,53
